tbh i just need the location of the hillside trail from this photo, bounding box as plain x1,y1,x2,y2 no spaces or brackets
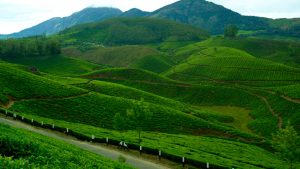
3,91,91,110
0,116,172,169
83,75,194,88
245,92,283,129
281,95,300,104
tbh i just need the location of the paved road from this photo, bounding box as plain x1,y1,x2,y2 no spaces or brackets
0,117,170,169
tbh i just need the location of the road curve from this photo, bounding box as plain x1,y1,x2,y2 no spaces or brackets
0,117,171,169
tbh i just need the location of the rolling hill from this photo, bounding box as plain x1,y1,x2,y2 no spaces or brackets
62,43,176,73
164,46,300,86
1,61,254,138
60,17,209,45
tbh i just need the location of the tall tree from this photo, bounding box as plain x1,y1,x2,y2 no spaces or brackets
271,123,300,169
126,98,153,144
224,25,239,38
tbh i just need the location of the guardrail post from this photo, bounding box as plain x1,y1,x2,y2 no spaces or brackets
31,119,34,125
182,157,185,167
52,124,55,129
139,146,142,155
66,128,69,135
106,137,109,145
207,162,209,168
158,150,161,160
22,116,24,121
91,135,95,141
41,121,44,126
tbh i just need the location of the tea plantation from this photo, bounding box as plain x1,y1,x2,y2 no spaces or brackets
1,20,300,168
0,123,132,169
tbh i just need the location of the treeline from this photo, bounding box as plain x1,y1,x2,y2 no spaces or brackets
0,37,61,58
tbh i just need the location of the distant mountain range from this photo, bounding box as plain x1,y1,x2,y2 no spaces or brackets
0,8,122,39
1,0,299,39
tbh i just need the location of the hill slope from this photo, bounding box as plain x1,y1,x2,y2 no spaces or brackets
0,123,131,168
60,17,209,45
150,0,269,34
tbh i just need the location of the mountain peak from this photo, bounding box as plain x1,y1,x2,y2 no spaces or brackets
122,8,150,17
150,0,268,33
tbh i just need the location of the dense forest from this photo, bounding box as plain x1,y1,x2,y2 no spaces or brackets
0,37,61,59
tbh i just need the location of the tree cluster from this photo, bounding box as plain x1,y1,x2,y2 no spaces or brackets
0,37,61,59
224,25,239,38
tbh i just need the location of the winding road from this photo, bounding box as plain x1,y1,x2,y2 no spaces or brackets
0,116,171,169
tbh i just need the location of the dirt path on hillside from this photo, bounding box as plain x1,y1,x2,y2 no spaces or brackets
4,92,91,110
248,93,283,129
0,117,172,169
281,95,300,104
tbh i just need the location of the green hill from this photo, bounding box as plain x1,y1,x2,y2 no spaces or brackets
0,62,255,139
82,68,179,84
195,37,300,67
0,123,131,168
62,45,173,73
60,17,209,45
165,55,300,87
7,55,107,76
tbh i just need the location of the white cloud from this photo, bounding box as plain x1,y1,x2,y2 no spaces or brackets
207,0,300,19
0,0,299,34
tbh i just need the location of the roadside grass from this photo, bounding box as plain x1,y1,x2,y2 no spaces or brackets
0,123,132,169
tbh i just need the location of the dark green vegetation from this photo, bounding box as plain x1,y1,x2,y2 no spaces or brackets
0,123,131,169
224,25,239,38
60,17,209,45
271,124,300,169
0,37,61,59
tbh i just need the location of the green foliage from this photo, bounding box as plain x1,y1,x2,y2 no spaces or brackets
126,98,153,143
224,25,239,38
0,124,132,168
0,37,61,59
270,84,300,99
113,113,127,132
272,124,300,168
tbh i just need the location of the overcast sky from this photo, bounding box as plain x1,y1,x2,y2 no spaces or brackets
1,0,300,34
